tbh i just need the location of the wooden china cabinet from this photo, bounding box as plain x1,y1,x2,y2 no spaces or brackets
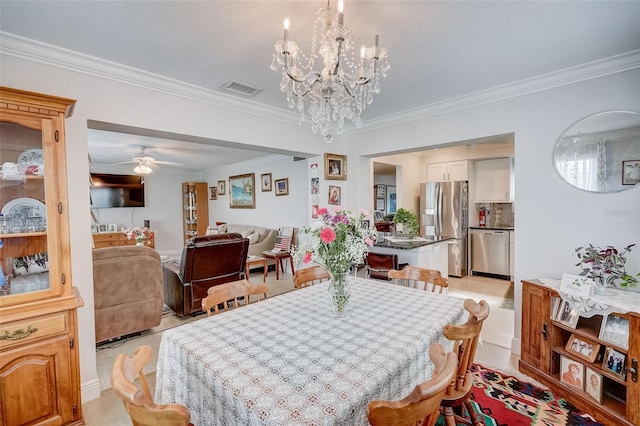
182,182,208,244
0,87,84,425
520,279,639,426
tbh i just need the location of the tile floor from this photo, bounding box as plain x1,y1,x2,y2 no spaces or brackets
83,270,519,425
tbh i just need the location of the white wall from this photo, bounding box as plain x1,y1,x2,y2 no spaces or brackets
2,48,639,402
91,166,204,255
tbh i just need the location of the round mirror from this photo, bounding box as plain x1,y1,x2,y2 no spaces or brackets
554,111,640,193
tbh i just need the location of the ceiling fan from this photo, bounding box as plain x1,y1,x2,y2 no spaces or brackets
110,147,183,174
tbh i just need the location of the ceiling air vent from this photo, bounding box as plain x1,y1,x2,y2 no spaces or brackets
222,81,262,97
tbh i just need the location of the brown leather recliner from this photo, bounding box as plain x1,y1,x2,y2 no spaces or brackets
365,252,399,281
162,233,249,316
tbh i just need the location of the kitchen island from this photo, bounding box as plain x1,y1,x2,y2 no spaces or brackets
368,236,452,277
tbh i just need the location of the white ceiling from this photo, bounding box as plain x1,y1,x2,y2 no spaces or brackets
2,1,639,171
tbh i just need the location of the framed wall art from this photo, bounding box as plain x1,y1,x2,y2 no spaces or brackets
261,173,272,192
218,180,226,195
229,173,255,208
107,223,117,232
325,153,347,180
98,224,108,233
209,186,218,200
275,178,289,196
328,185,341,205
622,159,640,185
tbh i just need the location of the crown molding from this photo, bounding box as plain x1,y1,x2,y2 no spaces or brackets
351,49,640,135
2,32,638,137
0,32,300,125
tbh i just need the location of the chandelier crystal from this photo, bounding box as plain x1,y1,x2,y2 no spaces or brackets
271,0,389,142
133,161,152,175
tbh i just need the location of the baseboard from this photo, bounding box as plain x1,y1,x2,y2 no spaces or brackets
81,378,101,403
511,337,521,356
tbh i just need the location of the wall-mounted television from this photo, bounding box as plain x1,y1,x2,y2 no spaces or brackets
90,173,145,208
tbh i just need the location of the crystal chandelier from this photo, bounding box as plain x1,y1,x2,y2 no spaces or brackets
133,161,152,175
271,0,389,143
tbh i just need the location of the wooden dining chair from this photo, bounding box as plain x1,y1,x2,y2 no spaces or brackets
367,343,458,426
201,279,267,316
440,299,490,426
388,266,449,294
111,345,191,426
294,265,331,289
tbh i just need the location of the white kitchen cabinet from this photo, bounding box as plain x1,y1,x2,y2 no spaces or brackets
426,160,468,182
474,157,514,202
509,230,514,279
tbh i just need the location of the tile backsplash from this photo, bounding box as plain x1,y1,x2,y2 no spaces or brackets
477,203,514,228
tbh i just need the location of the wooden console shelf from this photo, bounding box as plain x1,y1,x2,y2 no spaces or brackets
520,279,639,426
92,231,155,249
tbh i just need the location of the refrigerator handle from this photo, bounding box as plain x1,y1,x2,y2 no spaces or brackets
435,183,442,236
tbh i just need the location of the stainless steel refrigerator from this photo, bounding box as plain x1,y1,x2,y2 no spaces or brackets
420,181,468,277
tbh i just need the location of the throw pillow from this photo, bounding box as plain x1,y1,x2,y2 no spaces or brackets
247,232,259,244
273,235,292,252
217,224,227,234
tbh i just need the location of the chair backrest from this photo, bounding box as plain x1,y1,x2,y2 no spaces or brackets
201,279,267,316
443,299,490,398
179,233,249,285
294,265,331,289
111,345,191,426
365,252,399,280
388,266,449,294
367,343,458,426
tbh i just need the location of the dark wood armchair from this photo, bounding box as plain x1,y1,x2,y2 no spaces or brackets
365,252,399,281
162,233,249,316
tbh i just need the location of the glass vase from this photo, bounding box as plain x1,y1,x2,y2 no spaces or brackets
328,271,351,315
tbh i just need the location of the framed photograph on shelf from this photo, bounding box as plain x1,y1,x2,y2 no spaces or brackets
229,173,255,208
565,333,600,363
584,367,603,403
274,178,289,196
91,224,98,234
556,300,579,328
560,355,584,390
551,296,561,319
209,186,218,200
98,224,108,233
261,173,272,192
622,159,640,185
599,314,629,349
107,223,117,232
374,211,384,222
376,184,386,197
602,346,626,379
328,185,341,205
324,153,347,180
218,180,226,195
376,198,385,211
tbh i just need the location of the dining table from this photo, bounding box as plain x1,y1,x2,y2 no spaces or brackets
155,276,466,426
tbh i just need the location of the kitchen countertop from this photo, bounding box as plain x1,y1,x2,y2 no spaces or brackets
469,226,514,231
374,236,454,250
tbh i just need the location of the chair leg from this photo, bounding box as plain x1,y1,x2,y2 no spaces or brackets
465,400,482,425
443,407,456,426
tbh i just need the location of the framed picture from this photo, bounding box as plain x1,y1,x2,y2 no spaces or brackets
312,204,319,219
91,224,98,234
328,185,341,205
551,296,561,319
374,211,384,222
107,223,117,232
275,178,289,196
361,219,370,229
261,173,272,192
209,186,218,200
560,355,584,390
387,185,397,214
98,224,108,233
602,346,626,379
229,173,256,208
218,180,226,195
585,367,603,403
599,314,629,349
622,159,640,185
311,177,319,194
324,153,347,180
376,197,385,211
565,333,600,363
376,184,386,197
556,300,579,328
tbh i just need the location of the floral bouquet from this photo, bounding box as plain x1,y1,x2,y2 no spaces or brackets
575,243,638,289
293,208,375,313
124,226,154,245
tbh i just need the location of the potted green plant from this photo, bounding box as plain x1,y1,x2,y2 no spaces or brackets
392,208,419,235
575,243,638,293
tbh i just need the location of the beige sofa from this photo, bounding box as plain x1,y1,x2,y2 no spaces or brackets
209,223,278,260
92,246,163,343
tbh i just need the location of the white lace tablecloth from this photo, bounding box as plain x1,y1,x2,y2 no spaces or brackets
538,277,640,317
155,276,465,426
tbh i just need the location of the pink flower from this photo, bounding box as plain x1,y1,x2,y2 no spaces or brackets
317,207,328,216
365,236,373,246
320,227,336,243
303,252,313,264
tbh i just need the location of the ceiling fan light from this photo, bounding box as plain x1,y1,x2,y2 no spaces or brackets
133,163,152,175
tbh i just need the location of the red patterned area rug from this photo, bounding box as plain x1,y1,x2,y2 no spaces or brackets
436,364,603,426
